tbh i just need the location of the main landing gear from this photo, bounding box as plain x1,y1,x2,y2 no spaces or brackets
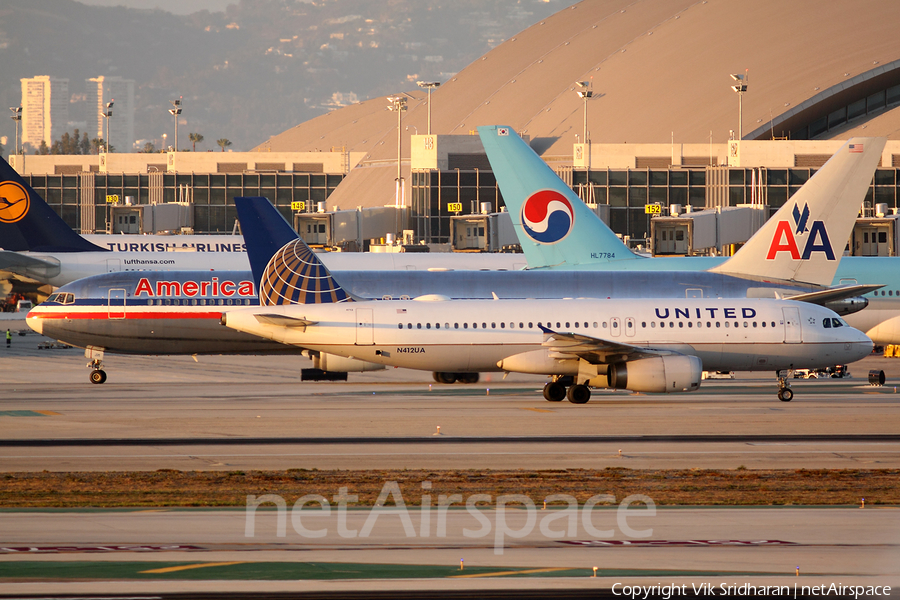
88,358,107,385
432,372,480,384
543,376,591,404
777,370,793,402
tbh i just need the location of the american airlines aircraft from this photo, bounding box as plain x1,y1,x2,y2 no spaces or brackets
220,236,872,403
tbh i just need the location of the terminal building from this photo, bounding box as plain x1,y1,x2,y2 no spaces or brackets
9,0,900,257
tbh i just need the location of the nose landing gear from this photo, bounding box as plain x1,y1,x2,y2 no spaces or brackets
777,370,793,401
87,357,107,384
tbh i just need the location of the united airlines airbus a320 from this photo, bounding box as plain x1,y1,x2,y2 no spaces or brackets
220,236,872,403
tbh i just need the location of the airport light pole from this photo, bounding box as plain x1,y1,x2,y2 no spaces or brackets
9,106,21,157
730,71,748,140
575,81,593,143
102,99,114,154
168,97,183,151
387,96,407,206
416,81,440,135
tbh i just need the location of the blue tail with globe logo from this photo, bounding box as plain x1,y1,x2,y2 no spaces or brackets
477,125,638,269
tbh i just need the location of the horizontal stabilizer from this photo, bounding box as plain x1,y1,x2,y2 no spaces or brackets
253,313,317,328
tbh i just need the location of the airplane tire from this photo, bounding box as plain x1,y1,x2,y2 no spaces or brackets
90,370,107,385
779,388,793,402
435,372,456,384
567,384,591,404
543,382,566,402
457,372,480,384
432,372,442,383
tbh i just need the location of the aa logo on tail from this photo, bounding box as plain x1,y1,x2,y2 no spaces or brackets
521,189,574,244
0,181,29,223
766,202,835,261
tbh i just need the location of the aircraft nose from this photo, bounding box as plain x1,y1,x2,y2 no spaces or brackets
26,312,43,335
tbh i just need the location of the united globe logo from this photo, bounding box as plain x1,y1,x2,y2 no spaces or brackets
521,189,574,244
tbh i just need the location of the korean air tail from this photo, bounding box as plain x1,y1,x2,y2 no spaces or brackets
711,137,885,286
477,125,638,268
0,158,105,252
233,196,352,305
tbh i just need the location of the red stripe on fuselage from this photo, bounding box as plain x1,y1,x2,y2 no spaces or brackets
28,310,224,320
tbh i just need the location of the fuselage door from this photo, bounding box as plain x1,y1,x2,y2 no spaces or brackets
685,288,703,298
782,307,801,344
610,317,621,337
355,308,374,345
625,317,636,337
108,288,126,320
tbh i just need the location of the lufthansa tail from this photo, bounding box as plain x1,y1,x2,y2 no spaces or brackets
711,137,885,286
233,196,353,305
0,158,105,252
478,125,638,269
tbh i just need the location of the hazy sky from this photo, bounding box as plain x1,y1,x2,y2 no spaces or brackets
74,0,237,15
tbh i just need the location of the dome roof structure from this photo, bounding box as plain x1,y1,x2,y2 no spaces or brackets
256,0,900,207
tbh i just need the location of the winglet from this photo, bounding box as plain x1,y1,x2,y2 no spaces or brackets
477,125,638,269
711,137,885,286
0,157,105,252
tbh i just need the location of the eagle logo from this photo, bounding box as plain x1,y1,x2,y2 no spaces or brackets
791,202,810,235
0,181,30,223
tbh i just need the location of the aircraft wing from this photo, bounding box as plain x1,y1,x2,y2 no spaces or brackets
785,283,883,305
253,313,317,328
0,250,61,279
539,325,672,364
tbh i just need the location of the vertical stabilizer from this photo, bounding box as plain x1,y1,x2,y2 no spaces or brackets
478,125,638,269
711,137,885,286
233,196,299,288
233,196,351,305
0,158,105,252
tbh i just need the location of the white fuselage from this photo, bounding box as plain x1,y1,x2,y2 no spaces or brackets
222,297,872,374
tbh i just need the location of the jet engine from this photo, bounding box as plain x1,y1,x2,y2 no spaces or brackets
607,355,702,393
822,296,868,316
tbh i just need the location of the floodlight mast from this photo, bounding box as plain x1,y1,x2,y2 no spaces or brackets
387,96,408,206
416,81,440,135
102,100,114,155
9,106,21,157
730,71,749,140
575,81,593,143
168,97,183,151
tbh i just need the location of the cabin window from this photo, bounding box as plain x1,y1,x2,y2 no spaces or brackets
417,323,422,329
772,322,776,327
565,322,570,328
426,323,431,329
492,322,496,328
445,323,449,329
556,322,561,328
762,321,766,328
483,323,488,329
592,322,598,328
501,323,505,328
529,322,534,328
398,323,402,329
574,322,579,328
679,322,684,328
641,322,646,328
724,322,729,328
463,323,468,329
716,322,721,328
520,322,525,329
454,323,459,329
650,322,656,328
473,323,477,329
742,322,748,328
436,323,441,329
753,322,758,328
602,322,607,328
687,322,692,328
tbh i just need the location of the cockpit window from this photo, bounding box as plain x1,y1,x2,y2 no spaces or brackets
47,292,74,304
824,318,843,328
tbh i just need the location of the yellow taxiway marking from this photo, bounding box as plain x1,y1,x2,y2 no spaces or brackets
450,567,570,578
140,561,246,574
520,407,554,413
34,411,61,416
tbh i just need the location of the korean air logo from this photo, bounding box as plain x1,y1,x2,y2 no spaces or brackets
766,202,835,261
521,189,574,244
0,181,29,223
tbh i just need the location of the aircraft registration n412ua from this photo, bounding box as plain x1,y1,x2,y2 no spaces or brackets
220,238,873,403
